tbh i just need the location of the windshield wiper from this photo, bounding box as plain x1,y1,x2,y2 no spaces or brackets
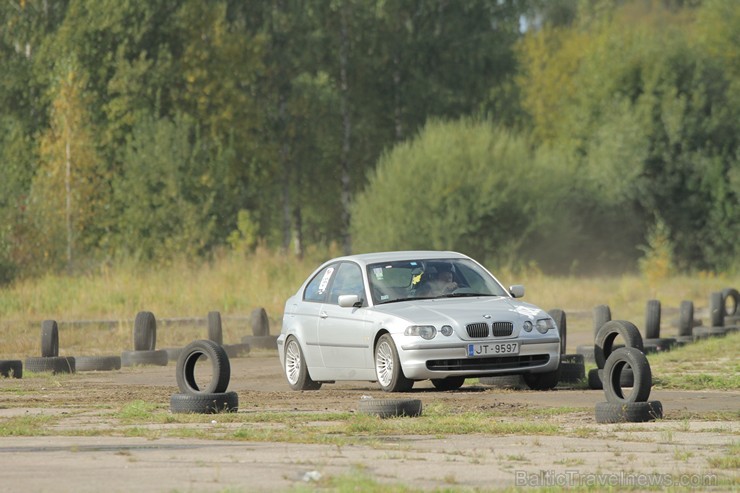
441,292,493,298
376,297,419,305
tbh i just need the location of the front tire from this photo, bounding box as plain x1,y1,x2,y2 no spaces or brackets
523,369,559,390
431,376,465,390
284,336,321,391
375,334,413,392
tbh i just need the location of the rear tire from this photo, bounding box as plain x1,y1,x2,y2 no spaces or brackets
431,376,465,391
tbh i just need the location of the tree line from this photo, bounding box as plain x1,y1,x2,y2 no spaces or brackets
0,0,737,283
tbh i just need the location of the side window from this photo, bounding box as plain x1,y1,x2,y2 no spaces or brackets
328,262,364,305
303,265,336,303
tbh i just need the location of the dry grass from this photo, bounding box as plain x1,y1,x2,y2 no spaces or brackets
0,246,737,360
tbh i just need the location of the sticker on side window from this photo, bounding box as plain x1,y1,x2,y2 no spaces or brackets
317,267,334,294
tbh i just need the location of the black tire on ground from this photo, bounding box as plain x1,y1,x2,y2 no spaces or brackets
576,345,596,364
643,338,676,352
170,391,239,414
593,305,612,337
721,288,739,317
691,326,711,340
707,326,728,338
358,398,422,418
176,339,231,394
596,368,634,387
523,370,559,390
561,354,584,364
587,368,602,390
222,343,250,358
283,336,321,391
602,347,652,404
75,355,122,372
121,349,168,367
478,375,527,389
558,356,585,383
709,292,724,328
645,300,661,340
0,360,23,378
594,320,644,369
133,311,157,351
678,300,694,338
41,320,59,358
595,401,663,423
241,335,279,350
207,311,223,345
431,377,466,390
24,356,75,374
250,307,270,337
374,333,413,392
676,335,694,345
548,308,567,354
163,347,183,361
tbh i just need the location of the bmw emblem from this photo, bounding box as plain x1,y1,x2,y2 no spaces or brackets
483,314,491,319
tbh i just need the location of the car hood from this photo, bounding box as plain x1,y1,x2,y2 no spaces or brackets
371,296,548,326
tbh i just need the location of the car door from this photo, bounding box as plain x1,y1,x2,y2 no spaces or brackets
318,261,373,369
297,263,337,368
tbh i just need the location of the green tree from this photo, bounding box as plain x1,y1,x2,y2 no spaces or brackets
26,60,103,273
110,113,215,262
352,119,544,267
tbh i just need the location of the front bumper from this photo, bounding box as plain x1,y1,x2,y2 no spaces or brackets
398,336,560,380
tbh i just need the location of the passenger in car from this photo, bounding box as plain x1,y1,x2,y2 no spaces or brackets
418,269,458,297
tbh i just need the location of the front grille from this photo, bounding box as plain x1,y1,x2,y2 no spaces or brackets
466,323,489,338
426,354,550,372
491,322,514,337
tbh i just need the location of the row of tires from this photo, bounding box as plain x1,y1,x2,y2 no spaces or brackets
0,309,269,378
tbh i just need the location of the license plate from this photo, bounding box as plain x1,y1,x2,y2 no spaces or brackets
467,342,519,357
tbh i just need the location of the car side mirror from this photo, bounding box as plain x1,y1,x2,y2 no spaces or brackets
509,285,525,298
338,294,361,308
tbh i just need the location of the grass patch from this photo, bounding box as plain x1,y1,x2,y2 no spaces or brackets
650,332,740,391
707,442,740,469
0,414,59,436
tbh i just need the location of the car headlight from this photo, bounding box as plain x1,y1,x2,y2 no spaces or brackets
440,325,453,336
523,321,533,332
405,325,437,340
535,318,555,334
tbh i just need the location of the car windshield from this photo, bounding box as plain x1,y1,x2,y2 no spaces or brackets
366,258,508,305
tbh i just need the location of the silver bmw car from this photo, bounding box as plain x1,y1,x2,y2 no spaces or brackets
277,251,560,392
